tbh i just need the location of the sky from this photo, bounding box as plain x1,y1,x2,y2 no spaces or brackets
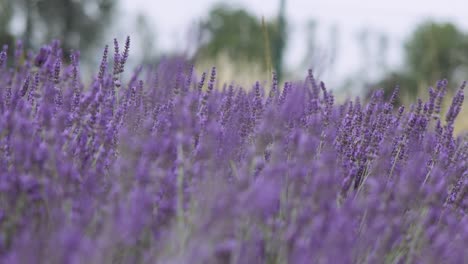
120,0,468,87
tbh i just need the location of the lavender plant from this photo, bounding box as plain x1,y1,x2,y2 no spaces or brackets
0,38,467,264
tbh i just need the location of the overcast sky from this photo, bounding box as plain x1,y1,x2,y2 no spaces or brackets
120,0,468,86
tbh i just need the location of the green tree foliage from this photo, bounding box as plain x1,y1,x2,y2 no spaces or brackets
0,1,15,50
272,0,286,80
1,0,116,60
371,71,417,102
405,21,468,84
374,21,468,102
195,3,286,80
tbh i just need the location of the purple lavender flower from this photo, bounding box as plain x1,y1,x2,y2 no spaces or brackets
0,40,466,264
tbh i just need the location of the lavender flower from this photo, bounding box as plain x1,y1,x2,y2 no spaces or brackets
0,39,466,264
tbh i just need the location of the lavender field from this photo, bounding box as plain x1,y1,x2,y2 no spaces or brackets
0,38,467,263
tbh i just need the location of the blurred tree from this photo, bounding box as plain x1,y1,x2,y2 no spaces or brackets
356,29,371,84
405,21,468,84
0,1,15,50
377,33,389,72
300,20,340,79
272,0,286,80
195,2,287,80
3,0,116,60
372,21,468,102
302,20,318,66
135,13,158,64
371,72,417,103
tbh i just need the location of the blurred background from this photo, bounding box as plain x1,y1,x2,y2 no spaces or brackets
0,0,467,130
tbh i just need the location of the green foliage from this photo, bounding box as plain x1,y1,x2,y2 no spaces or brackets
35,0,114,51
369,72,417,104
0,0,15,50
1,0,116,60
405,21,468,83
195,3,286,79
272,0,286,80
373,21,468,101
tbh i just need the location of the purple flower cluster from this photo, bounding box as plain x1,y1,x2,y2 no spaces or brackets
0,38,467,264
